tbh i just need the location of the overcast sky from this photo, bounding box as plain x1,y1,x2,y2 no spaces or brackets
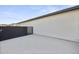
0,5,74,24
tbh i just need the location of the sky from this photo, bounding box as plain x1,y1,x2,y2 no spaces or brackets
0,5,74,24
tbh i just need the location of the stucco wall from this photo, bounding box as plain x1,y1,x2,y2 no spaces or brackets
13,9,79,42
0,35,79,54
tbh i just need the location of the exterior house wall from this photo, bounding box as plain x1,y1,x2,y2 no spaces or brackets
13,9,79,42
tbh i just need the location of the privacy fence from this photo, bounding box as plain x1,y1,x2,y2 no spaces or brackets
0,26,33,41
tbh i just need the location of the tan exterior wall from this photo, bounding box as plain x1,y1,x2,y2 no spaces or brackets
12,9,79,42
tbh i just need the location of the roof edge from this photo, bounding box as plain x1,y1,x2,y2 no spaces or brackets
13,5,79,24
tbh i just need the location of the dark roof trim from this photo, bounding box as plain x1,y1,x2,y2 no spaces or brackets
0,26,32,28
16,5,79,24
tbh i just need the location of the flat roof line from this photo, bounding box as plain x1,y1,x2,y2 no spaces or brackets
14,5,79,24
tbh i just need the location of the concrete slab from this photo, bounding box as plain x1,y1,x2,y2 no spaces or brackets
0,34,79,54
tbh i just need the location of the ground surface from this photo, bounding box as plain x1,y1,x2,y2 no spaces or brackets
0,34,79,54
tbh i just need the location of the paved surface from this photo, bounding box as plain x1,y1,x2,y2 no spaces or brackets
0,34,79,54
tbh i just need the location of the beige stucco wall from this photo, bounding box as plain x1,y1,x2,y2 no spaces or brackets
13,9,79,42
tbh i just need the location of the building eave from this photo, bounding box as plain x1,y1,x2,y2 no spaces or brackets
13,5,79,24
